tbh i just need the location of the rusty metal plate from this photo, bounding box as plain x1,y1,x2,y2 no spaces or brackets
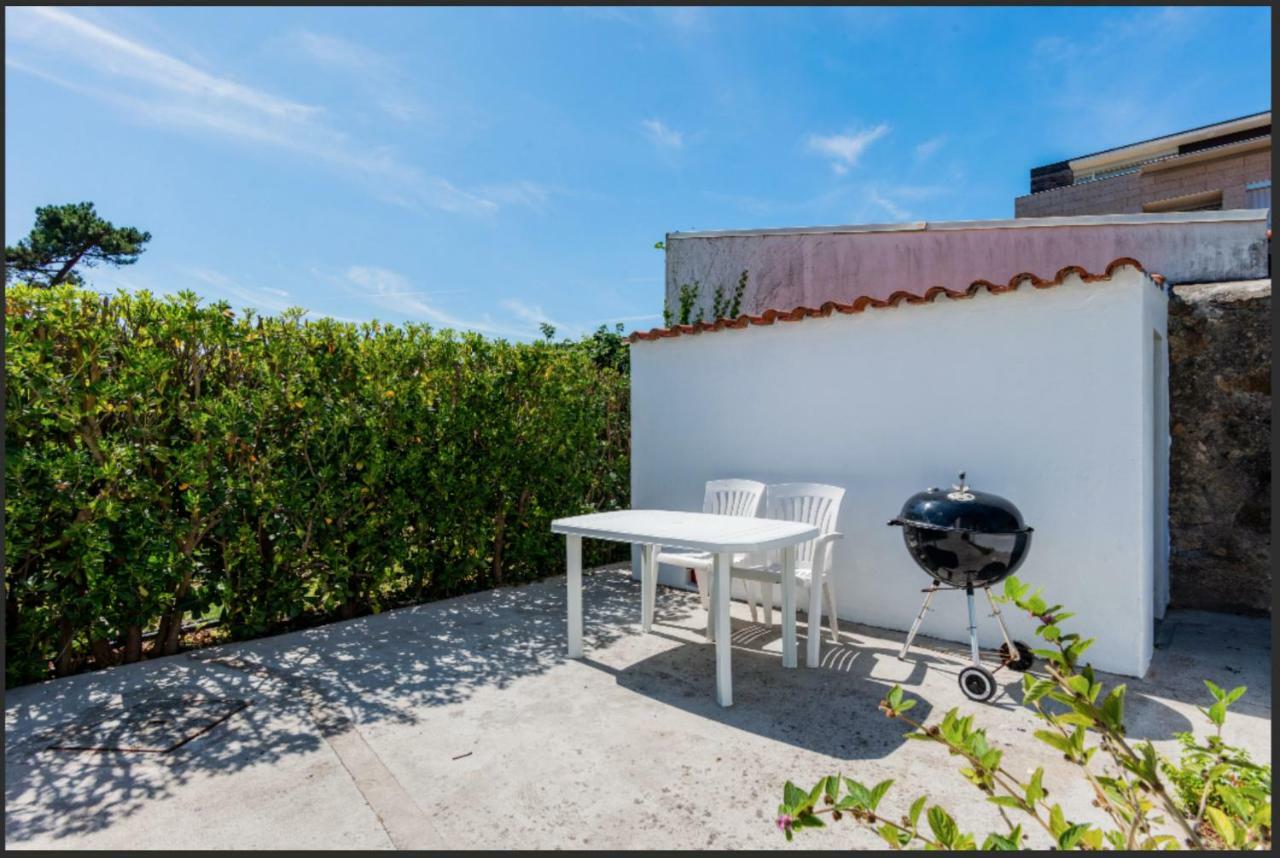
46,696,248,754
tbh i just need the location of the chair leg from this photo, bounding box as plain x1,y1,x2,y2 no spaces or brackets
746,579,759,624
690,568,714,641
806,578,823,667
823,577,840,642
761,580,774,627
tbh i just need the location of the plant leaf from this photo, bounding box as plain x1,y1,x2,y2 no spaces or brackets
1057,823,1089,850
1204,806,1236,847
908,795,927,830
868,779,894,812
926,806,958,848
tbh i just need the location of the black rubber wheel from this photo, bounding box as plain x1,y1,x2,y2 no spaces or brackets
999,640,1035,672
959,665,997,702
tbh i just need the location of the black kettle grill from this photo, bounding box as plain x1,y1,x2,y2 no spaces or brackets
888,473,1035,702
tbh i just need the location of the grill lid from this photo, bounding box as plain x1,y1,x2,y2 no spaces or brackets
888,473,1032,534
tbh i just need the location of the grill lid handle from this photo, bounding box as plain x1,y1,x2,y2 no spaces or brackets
947,471,975,502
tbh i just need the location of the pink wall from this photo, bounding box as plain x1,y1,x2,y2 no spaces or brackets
663,212,1268,321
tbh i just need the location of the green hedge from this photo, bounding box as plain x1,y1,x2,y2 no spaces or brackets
4,284,630,686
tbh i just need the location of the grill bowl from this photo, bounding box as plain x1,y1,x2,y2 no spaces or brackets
889,475,1033,590
897,524,1032,588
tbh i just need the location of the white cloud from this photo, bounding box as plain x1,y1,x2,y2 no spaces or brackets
287,31,424,122
889,184,949,201
1032,7,1203,71
474,180,555,213
182,267,303,315
571,7,643,27
867,190,910,221
654,7,710,34
641,118,685,149
5,8,498,215
1024,7,1217,149
501,298,563,331
500,300,661,337
806,124,890,174
345,266,530,337
914,134,947,161
12,7,317,122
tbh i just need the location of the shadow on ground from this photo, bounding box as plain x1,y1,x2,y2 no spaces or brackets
588,618,941,759
4,565,679,842
4,569,1262,847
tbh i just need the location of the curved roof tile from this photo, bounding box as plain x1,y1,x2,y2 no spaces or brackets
628,258,1163,343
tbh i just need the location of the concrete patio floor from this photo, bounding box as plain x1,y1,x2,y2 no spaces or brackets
5,566,1272,850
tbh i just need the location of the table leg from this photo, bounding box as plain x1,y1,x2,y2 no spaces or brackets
781,545,797,669
714,551,733,707
566,535,583,658
640,543,656,633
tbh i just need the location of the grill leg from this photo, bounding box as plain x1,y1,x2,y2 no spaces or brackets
898,588,937,660
985,588,1016,653
965,585,981,668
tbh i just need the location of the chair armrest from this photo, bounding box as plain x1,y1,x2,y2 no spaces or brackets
814,532,844,547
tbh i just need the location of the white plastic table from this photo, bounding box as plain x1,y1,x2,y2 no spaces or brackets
550,509,819,707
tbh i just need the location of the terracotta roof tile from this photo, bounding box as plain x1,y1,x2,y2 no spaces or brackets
628,257,1163,343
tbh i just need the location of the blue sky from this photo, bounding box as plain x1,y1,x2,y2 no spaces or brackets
5,6,1271,338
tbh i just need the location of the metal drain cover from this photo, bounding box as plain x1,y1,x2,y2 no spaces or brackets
47,696,248,753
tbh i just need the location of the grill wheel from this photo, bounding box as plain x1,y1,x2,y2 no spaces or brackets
959,665,996,702
999,641,1035,672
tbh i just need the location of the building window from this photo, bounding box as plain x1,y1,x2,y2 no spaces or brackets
1245,180,1271,209
1143,189,1223,213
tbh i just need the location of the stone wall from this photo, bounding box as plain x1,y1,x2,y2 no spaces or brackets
1167,279,1271,613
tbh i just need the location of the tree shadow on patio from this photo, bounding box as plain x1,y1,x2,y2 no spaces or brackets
5,566,683,844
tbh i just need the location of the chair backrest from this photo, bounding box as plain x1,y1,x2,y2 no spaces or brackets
764,483,845,567
701,479,766,518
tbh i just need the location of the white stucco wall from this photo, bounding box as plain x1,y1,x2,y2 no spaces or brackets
630,265,1168,677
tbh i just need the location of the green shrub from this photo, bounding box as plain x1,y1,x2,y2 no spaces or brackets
774,576,1272,850
4,284,630,685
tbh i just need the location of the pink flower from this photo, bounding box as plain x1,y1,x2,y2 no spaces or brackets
776,814,794,832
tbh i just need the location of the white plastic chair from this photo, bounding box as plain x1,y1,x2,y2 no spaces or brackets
652,479,766,639
732,483,845,666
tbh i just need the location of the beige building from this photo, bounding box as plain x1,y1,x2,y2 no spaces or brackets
1016,112,1271,218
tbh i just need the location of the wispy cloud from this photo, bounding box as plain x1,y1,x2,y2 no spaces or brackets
641,118,685,149
286,30,424,122
9,8,317,122
501,299,661,337
570,7,644,27
654,7,711,34
474,180,556,213
1031,7,1203,71
806,123,890,174
914,134,947,161
345,266,531,337
5,7,500,215
1026,7,1213,149
701,190,777,217
501,298,561,330
182,267,307,316
867,190,910,221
